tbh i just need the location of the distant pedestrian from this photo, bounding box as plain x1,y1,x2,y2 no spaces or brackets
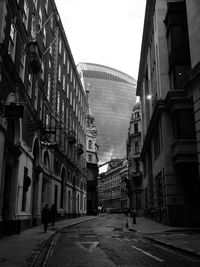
50,204,57,226
132,209,136,224
41,204,50,233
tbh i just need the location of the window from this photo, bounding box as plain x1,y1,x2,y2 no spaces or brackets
62,75,66,91
19,44,26,82
67,60,70,74
57,91,60,114
134,123,138,133
44,151,50,168
38,7,42,29
33,0,38,10
39,97,43,120
61,100,65,121
135,112,140,119
67,83,69,99
175,110,196,139
46,113,50,128
22,167,28,211
66,106,69,127
8,21,17,62
45,0,48,13
63,50,66,65
58,65,61,82
60,174,65,208
34,81,39,110
41,60,44,81
50,15,53,30
43,27,46,47
47,74,51,101
88,140,92,149
22,0,29,30
28,74,32,98
73,97,75,111
70,69,73,82
59,38,62,54
135,159,140,172
135,142,139,154
70,91,72,105
88,154,92,162
73,77,76,89
165,2,191,90
49,45,52,57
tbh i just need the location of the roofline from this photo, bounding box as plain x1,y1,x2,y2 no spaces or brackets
77,62,137,84
136,0,156,96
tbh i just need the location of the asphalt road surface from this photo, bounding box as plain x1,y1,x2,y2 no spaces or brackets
43,214,200,267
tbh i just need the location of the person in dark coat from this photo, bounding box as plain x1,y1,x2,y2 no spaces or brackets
41,204,50,233
132,209,136,224
50,204,57,226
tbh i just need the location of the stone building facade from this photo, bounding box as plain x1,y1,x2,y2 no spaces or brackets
100,159,128,212
0,0,87,236
86,89,99,215
126,103,144,215
137,0,200,226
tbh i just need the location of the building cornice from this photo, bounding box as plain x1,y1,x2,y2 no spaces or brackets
136,0,156,96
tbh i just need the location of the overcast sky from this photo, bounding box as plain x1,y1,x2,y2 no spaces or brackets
55,0,146,80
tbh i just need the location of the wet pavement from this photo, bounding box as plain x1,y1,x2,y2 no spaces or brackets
127,216,200,258
0,215,200,266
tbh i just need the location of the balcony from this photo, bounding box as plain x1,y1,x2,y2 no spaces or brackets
172,139,198,167
68,130,76,144
77,143,84,155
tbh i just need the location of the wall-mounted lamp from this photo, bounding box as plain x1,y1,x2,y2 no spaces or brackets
146,94,157,101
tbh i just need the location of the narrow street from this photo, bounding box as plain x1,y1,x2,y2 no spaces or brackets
39,215,200,267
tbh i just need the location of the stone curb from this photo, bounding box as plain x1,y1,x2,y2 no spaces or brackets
146,237,200,258
23,216,97,267
127,219,200,258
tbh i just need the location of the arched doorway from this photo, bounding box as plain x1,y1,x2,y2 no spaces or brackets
41,151,50,208
2,113,21,234
72,175,76,217
80,181,83,214
32,138,40,226
60,168,66,210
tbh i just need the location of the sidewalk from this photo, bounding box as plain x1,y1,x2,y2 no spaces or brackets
0,216,96,267
128,216,200,258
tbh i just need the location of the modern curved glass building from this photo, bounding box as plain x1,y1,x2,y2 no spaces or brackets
77,63,137,163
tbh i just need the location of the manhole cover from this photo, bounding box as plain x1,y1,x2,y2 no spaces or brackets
0,258,6,263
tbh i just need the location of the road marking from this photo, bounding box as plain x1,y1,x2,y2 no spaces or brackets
131,245,164,263
75,242,99,253
116,237,124,242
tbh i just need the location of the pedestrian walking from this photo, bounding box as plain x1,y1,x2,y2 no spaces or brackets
41,204,50,233
132,209,136,224
50,203,57,226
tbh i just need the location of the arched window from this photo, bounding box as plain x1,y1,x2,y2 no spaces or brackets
44,151,50,168
88,140,92,149
135,141,139,154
